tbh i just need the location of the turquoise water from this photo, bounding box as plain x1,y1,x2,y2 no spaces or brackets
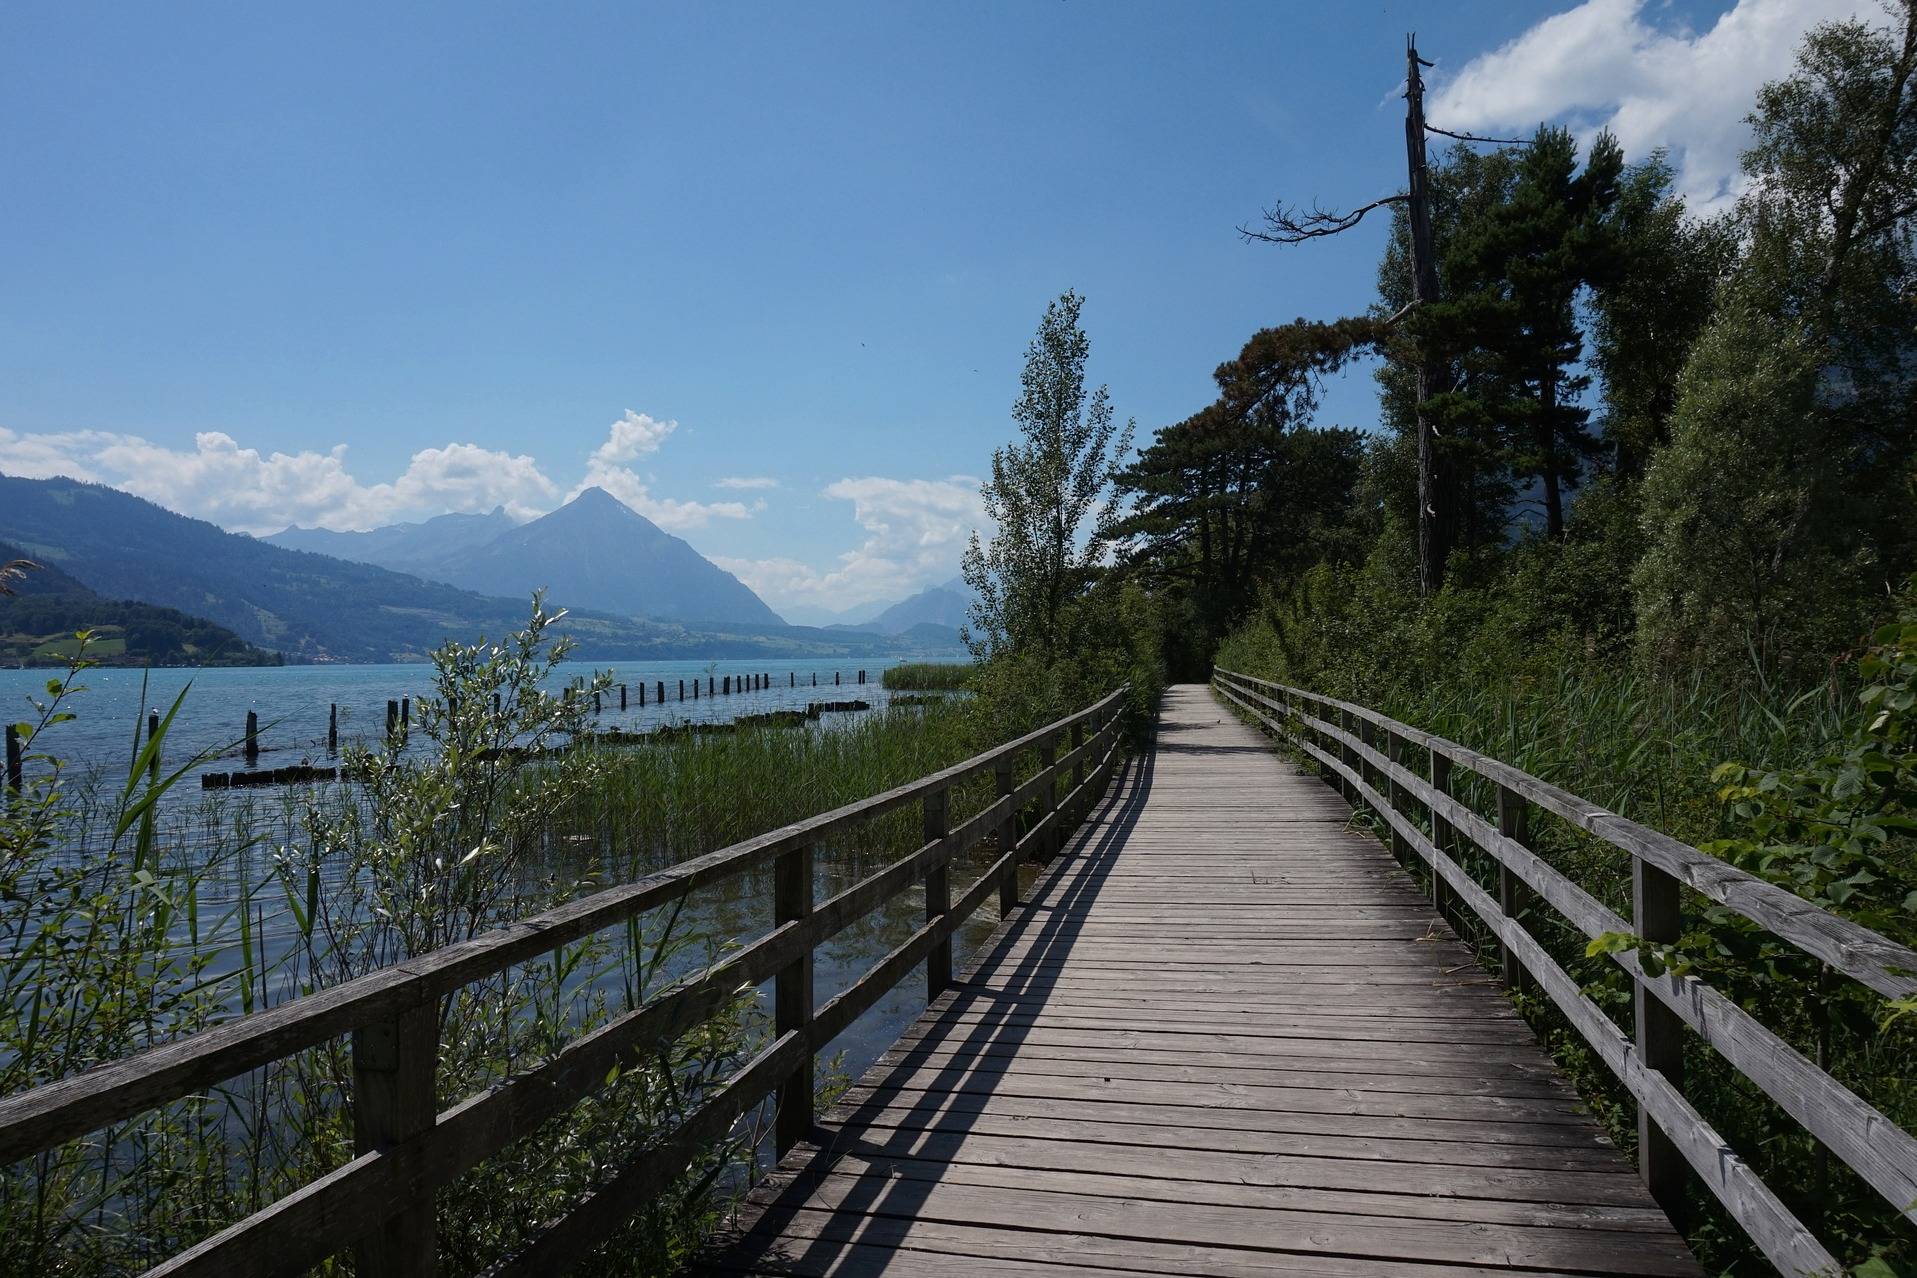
1,655,910,783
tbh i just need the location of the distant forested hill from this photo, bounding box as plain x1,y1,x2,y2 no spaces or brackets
0,542,281,666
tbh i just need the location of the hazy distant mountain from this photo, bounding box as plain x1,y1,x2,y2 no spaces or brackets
830,577,976,636
867,576,974,633
779,598,891,628
264,507,515,575
425,487,781,626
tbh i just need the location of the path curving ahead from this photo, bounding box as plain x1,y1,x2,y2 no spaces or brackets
700,684,1699,1277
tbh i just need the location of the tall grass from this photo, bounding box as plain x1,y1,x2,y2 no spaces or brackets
880,661,972,691
0,613,1010,1276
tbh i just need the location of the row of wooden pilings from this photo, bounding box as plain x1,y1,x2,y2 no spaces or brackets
2,669,874,792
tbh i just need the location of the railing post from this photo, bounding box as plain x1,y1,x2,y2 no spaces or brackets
994,756,1018,917
773,842,814,1155
1039,737,1059,860
924,786,951,998
1384,726,1411,865
1336,708,1355,801
1428,747,1453,924
352,999,439,1277
1496,785,1532,993
1634,857,1688,1225
1069,719,1086,824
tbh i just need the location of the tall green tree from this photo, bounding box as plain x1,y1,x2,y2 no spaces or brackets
1636,4,1917,673
1421,127,1623,539
1376,145,1523,573
963,290,1135,660
1588,155,1737,477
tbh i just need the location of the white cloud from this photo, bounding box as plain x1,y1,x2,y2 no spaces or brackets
564,411,755,530
591,410,676,465
715,476,779,490
717,475,985,613
0,428,560,534
0,427,114,483
0,406,746,536
1428,0,1871,214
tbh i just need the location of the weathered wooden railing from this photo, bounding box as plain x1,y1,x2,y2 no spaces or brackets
0,688,1130,1277
1214,668,1917,1277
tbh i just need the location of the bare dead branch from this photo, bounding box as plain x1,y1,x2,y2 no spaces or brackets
1238,193,1408,245
1425,122,1533,146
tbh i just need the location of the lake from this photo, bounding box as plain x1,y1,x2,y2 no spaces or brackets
1,655,916,784
3,650,991,1127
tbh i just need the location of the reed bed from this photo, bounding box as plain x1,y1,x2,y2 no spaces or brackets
879,661,973,691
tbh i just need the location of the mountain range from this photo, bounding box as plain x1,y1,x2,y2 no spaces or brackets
0,474,963,663
265,490,778,626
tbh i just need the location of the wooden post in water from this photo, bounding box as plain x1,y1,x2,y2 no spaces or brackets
1634,856,1688,1225
4,724,19,795
773,842,814,1155
995,755,1017,916
1496,786,1532,994
351,1000,439,1276
834,672,840,687
790,672,795,688
147,710,161,783
328,704,339,754
707,676,714,697
723,675,731,696
620,684,628,711
658,680,666,704
401,697,410,734
692,679,699,699
677,679,684,701
245,711,259,765
923,785,951,998
812,672,817,687
593,691,602,713
492,692,501,718
387,700,399,741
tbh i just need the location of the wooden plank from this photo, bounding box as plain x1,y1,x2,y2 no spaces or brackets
708,686,1701,1278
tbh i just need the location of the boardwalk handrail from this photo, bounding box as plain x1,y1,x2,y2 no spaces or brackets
1214,668,1917,1277
0,686,1130,1277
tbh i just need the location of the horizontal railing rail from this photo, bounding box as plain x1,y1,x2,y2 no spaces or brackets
0,687,1131,1277
1214,668,1917,1278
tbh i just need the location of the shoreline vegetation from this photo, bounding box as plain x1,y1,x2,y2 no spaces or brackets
0,604,1011,1276
879,661,972,690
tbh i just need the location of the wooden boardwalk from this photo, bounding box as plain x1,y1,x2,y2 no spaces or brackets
705,685,1700,1277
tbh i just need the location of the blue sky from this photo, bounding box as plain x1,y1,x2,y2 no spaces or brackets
0,0,1865,620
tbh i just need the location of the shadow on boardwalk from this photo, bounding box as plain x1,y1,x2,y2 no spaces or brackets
698,685,1699,1278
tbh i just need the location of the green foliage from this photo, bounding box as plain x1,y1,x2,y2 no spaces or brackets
1707,586,1917,967
1636,5,1917,677
963,291,1135,662
960,292,1162,738
1420,126,1623,537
